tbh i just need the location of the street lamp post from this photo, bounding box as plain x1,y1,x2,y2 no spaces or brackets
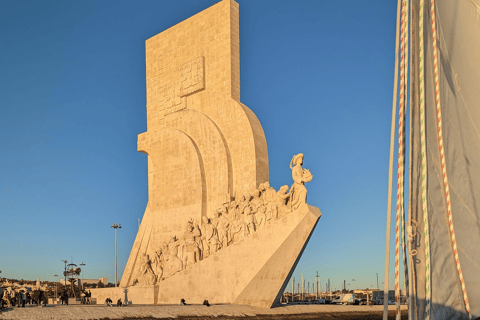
61,260,68,290
111,222,122,287
80,262,85,290
54,274,59,299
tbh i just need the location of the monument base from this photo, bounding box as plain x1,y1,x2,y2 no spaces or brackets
91,204,321,308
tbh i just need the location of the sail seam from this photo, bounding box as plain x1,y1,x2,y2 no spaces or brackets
418,0,432,319
429,0,472,318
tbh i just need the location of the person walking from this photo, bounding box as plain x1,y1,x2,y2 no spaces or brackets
38,290,44,307
63,290,68,305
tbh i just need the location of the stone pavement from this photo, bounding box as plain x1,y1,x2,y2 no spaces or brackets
0,303,407,320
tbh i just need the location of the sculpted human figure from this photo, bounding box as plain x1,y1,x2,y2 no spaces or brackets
200,216,219,258
228,200,244,241
228,200,238,221
162,237,183,278
220,205,233,245
153,247,164,281
138,253,157,285
243,205,256,235
242,194,257,235
289,153,312,210
182,220,201,267
255,204,268,228
275,185,291,217
212,210,230,249
251,189,264,210
237,194,248,217
262,182,278,221
251,189,265,226
258,183,266,201
263,182,276,204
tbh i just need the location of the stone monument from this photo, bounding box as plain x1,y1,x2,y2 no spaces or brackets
91,0,321,308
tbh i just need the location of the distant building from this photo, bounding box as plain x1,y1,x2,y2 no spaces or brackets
353,289,382,299
373,290,407,303
60,277,108,286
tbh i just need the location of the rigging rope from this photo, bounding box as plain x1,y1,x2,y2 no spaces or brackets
401,0,410,304
418,0,431,319
383,0,402,319
429,1,472,318
395,1,408,319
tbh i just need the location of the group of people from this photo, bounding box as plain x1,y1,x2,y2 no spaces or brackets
79,289,92,304
104,297,123,307
133,153,312,287
1,288,48,310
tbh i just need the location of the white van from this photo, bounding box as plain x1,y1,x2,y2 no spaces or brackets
331,293,355,305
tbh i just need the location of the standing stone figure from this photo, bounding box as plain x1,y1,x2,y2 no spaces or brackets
275,185,291,217
228,200,244,241
138,253,157,285
153,247,164,281
200,216,219,258
182,220,201,267
289,153,312,210
263,182,278,221
212,210,230,249
255,204,268,228
242,194,257,235
162,237,183,278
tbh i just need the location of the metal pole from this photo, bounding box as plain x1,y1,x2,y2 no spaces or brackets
115,228,117,287
292,277,294,302
61,260,67,291
80,262,85,291
301,273,304,301
54,274,58,299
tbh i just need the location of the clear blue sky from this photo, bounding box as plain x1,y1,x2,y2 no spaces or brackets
1,0,402,291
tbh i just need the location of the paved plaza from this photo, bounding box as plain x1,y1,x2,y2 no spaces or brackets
0,304,407,320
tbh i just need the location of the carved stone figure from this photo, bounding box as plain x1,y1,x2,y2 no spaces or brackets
289,153,312,210
182,220,201,267
242,194,257,235
153,247,164,281
138,253,157,285
212,210,230,249
226,200,243,242
228,200,238,221
275,185,291,217
263,182,276,204
255,204,268,228
258,183,266,201
220,205,234,245
263,182,278,221
200,216,219,258
237,194,248,216
162,237,183,278
251,189,264,210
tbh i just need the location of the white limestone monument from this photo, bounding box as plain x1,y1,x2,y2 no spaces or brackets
92,0,321,308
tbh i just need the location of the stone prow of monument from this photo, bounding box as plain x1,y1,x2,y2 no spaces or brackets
90,0,321,309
